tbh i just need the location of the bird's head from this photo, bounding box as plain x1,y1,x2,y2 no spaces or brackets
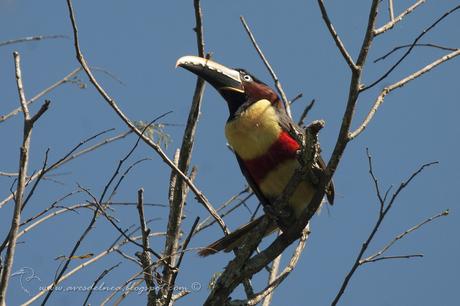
176,55,281,116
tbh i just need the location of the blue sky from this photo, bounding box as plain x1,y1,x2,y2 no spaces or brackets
0,1,459,305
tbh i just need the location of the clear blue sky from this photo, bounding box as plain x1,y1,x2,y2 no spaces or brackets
1,1,459,305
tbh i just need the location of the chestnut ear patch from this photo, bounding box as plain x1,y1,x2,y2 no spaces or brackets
244,81,280,105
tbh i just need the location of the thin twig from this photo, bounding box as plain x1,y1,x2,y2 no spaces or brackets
0,34,68,47
240,16,291,117
289,93,303,105
362,254,423,264
112,279,144,306
17,203,93,239
81,262,121,306
20,190,81,227
24,231,151,305
317,0,358,71
297,99,316,126
0,128,126,209
374,43,458,63
79,186,166,263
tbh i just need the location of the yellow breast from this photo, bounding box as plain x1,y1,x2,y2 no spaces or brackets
225,99,282,160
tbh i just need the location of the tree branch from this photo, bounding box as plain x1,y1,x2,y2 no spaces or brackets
161,0,212,301
0,52,49,306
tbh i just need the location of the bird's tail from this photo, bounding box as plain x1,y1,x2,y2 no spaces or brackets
198,216,277,257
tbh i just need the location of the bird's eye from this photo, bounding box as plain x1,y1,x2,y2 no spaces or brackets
242,74,252,82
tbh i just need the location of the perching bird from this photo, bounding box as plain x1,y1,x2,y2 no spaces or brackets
176,56,334,256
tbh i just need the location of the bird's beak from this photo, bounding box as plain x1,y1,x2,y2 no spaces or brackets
176,55,244,93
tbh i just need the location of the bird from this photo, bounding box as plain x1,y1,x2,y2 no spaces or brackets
176,55,334,256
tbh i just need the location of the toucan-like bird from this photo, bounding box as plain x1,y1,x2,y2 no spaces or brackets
176,56,334,256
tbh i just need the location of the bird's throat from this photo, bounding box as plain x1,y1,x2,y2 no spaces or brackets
225,99,282,160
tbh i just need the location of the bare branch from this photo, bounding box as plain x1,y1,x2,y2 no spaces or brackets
366,148,385,212
135,188,157,305
0,67,81,123
316,0,358,71
362,254,423,264
15,54,29,120
330,157,439,306
20,190,81,226
65,0,227,233
363,5,460,91
240,16,291,117
0,34,67,47
350,48,460,139
388,0,395,21
161,1,210,300
0,52,34,306
262,244,281,306
18,203,93,239
363,210,449,263
289,93,303,105
375,0,426,35
374,43,457,63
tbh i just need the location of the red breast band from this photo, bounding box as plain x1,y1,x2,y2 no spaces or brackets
243,131,300,183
